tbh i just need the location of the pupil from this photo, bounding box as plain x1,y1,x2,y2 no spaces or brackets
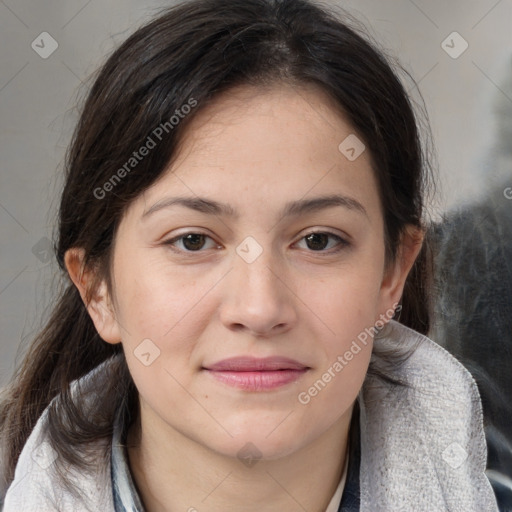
306,233,328,251
183,234,205,251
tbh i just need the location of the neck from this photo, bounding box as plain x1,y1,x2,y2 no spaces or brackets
127,403,352,512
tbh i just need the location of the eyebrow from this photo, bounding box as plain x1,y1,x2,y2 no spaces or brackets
141,194,368,221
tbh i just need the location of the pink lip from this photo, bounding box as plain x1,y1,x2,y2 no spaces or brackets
203,356,309,391
205,356,307,372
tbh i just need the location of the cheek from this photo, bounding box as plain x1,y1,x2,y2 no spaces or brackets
302,261,384,332
294,339,372,443
298,262,382,398
112,257,228,403
113,255,210,343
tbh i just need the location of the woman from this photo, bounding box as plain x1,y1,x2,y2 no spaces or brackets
0,0,499,510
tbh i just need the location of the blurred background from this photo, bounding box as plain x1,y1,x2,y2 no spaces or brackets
0,0,511,384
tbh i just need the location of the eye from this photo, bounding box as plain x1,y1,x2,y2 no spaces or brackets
295,231,350,253
162,230,350,255
163,232,219,252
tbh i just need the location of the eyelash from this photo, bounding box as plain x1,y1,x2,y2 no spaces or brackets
162,230,350,255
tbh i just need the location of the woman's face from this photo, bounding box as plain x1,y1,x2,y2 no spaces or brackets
81,83,412,460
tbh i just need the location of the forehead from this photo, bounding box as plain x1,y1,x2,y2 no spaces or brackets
127,82,382,226
177,82,361,159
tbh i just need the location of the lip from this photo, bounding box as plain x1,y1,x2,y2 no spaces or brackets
204,356,308,372
203,356,310,391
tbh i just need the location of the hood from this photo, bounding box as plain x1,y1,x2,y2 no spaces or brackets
2,320,499,511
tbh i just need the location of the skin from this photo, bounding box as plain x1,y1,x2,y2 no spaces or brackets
65,82,423,512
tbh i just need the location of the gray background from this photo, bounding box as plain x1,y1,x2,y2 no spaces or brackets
1,0,511,385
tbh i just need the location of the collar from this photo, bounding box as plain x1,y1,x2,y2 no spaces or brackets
111,400,144,512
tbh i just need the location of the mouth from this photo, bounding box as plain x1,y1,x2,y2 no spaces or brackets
202,356,310,391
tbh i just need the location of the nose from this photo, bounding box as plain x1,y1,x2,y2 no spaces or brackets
218,246,297,338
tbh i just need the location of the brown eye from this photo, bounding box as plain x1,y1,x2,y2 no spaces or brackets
163,232,218,252
181,233,207,251
305,232,330,251
297,231,349,253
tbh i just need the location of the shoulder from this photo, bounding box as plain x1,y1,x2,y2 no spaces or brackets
2,358,119,512
358,320,499,512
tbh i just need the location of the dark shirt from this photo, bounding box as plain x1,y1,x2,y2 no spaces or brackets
111,400,361,511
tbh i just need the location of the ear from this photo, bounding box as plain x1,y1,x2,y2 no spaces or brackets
377,225,424,319
64,247,122,345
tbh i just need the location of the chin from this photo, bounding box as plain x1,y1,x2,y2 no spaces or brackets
202,423,309,462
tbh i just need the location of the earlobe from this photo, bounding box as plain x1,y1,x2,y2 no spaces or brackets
64,247,122,345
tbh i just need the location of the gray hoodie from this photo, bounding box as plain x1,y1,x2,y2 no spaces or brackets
1,320,500,511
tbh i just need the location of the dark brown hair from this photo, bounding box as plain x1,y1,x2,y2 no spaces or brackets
0,0,435,497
